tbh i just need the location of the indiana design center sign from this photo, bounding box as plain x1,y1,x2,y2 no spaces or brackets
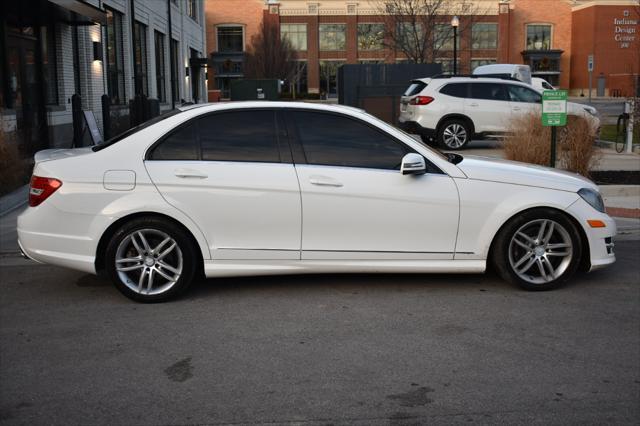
542,90,568,127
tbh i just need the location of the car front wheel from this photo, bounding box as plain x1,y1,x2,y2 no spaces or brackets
492,209,583,291
105,217,198,302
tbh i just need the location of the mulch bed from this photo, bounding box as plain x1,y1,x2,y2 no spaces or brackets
590,170,640,185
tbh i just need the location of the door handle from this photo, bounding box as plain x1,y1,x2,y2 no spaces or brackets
512,106,522,111
174,168,208,179
469,102,479,107
309,175,343,187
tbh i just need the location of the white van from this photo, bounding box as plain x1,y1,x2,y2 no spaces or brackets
473,64,532,85
531,77,555,91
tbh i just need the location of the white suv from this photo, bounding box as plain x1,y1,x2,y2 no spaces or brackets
398,76,600,150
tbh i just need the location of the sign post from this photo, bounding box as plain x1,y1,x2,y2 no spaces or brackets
542,90,568,167
587,54,594,103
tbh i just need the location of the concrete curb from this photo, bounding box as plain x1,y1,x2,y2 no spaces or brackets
0,185,28,217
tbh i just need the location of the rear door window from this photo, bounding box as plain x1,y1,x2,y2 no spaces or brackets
508,85,542,103
198,110,281,163
440,83,469,98
148,122,199,160
470,83,509,101
403,81,427,96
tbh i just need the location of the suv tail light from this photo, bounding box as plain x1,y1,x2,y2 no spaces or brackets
29,176,62,207
409,96,434,106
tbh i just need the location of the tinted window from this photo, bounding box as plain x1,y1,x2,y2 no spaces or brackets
470,83,509,101
404,81,427,96
199,111,280,162
291,111,407,169
149,122,198,160
440,83,468,98
508,85,542,103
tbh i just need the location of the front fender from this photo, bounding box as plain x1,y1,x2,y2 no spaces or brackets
453,179,580,259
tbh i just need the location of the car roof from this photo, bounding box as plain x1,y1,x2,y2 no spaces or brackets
178,101,366,115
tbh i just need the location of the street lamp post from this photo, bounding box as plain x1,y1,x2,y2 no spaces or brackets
451,16,459,75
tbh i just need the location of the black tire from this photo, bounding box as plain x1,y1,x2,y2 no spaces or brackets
420,134,437,146
105,217,198,302
438,119,471,150
492,208,583,291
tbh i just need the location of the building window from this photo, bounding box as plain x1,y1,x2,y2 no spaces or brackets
471,58,497,71
526,24,552,50
281,24,307,51
319,24,346,51
357,23,384,51
397,23,424,52
41,26,58,105
217,26,243,53
434,23,458,51
171,39,180,102
105,8,125,104
187,0,198,21
319,60,344,97
472,23,497,50
154,31,166,102
134,21,149,96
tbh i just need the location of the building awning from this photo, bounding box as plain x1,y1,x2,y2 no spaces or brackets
1,0,106,27
48,0,107,25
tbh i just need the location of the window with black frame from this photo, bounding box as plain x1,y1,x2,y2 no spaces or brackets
41,25,58,105
105,8,125,104
134,21,149,96
217,26,243,53
154,31,166,102
472,23,498,50
526,24,552,50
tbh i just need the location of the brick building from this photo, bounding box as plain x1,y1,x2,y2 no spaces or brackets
205,0,639,99
1,0,206,162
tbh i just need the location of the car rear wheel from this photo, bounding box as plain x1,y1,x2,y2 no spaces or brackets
492,209,582,291
438,119,471,150
105,217,198,302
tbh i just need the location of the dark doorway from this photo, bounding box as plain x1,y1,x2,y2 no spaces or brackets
6,27,47,157
190,48,200,103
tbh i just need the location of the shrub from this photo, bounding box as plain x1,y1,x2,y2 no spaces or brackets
503,113,600,178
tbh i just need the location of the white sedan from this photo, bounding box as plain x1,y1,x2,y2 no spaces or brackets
18,102,616,302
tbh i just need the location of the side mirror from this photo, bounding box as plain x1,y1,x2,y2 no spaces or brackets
400,153,426,175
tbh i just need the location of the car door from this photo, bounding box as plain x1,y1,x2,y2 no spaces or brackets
144,109,301,260
507,84,542,119
465,82,511,133
285,109,460,260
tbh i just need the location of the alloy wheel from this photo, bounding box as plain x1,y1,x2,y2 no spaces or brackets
114,229,183,295
508,219,573,285
442,123,468,149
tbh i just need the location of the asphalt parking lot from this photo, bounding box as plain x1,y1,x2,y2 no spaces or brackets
0,238,638,425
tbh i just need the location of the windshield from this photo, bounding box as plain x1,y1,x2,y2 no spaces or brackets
392,124,459,163
92,109,184,152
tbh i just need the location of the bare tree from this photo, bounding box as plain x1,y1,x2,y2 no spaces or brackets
244,20,297,81
374,0,488,66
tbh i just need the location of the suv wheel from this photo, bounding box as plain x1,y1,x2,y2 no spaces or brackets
438,119,471,150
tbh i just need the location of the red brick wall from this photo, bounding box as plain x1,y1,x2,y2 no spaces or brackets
204,0,265,100
571,5,640,97
505,0,573,89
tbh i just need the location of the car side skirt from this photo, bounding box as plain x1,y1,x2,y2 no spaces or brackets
203,259,486,278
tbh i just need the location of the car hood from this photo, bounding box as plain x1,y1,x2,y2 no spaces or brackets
455,155,598,193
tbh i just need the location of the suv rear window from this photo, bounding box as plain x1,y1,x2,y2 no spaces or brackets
440,83,468,98
404,81,427,96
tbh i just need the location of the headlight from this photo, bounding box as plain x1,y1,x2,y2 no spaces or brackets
578,188,605,213
583,107,597,117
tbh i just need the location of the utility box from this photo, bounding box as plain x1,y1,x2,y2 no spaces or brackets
230,79,279,101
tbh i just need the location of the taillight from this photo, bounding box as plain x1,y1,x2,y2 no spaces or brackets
409,96,434,106
29,176,62,207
